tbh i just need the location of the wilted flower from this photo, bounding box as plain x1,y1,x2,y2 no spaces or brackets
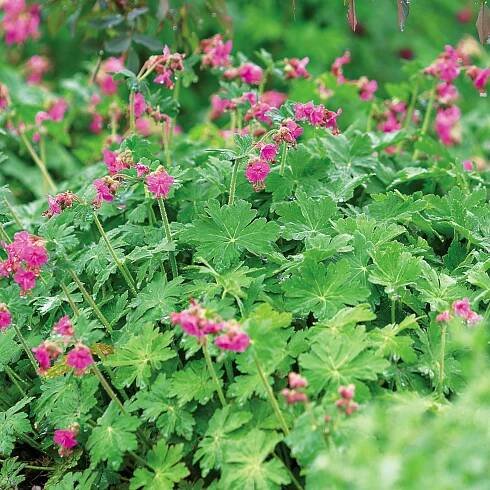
43,191,76,218
201,34,232,68
149,45,185,89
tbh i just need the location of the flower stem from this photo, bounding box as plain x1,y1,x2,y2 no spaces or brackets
93,212,137,295
92,363,126,413
228,158,239,206
437,324,447,400
202,340,227,407
12,323,38,372
279,144,288,176
391,299,396,324
19,132,56,193
129,91,136,133
366,101,375,132
253,352,289,435
5,365,27,397
157,198,178,278
413,84,436,160
0,223,10,242
68,269,112,333
60,282,80,317
3,197,23,229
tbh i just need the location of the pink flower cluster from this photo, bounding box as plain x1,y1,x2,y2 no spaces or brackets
436,298,482,326
32,314,93,376
273,118,304,146
93,176,120,207
171,300,250,352
43,191,76,218
281,372,309,405
102,148,133,175
0,303,12,332
53,426,78,457
146,166,174,198
284,57,310,79
377,101,407,133
1,0,40,45
358,77,378,101
146,46,185,89
0,231,48,295
466,66,490,95
96,57,124,96
201,34,232,68
424,45,461,83
335,384,359,416
294,102,342,134
245,159,271,192
25,55,50,84
435,105,461,146
331,51,351,84
33,98,69,142
224,62,263,85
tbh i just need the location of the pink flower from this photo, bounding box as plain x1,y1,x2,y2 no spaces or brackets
0,304,12,331
53,315,74,337
259,143,278,162
466,66,490,95
435,106,461,146
462,160,474,171
93,177,119,207
201,34,232,68
331,51,351,83
294,101,315,120
244,102,273,124
336,384,358,415
43,191,76,218
25,55,50,84
214,321,250,353
35,111,50,125
66,344,94,376
436,310,451,323
210,95,235,119
146,167,174,198
288,372,308,389
260,91,287,108
424,45,461,83
436,82,459,104
150,46,185,89
14,268,37,294
358,77,378,101
135,163,150,177
281,389,308,405
135,117,151,136
453,298,472,318
53,428,78,457
238,63,263,85
45,195,62,217
456,8,472,23
89,113,103,134
466,311,483,326
48,99,68,122
32,341,61,375
0,83,10,111
171,300,224,339
96,57,124,95
133,92,146,118
338,384,355,400
245,159,270,191
284,57,310,79
1,0,41,45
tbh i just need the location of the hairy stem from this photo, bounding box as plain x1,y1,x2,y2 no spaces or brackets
228,158,239,206
129,90,136,133
202,340,227,407
93,213,137,295
12,323,38,372
413,84,436,160
60,282,80,317
157,198,178,278
438,324,447,400
279,144,288,176
253,352,289,435
92,363,126,413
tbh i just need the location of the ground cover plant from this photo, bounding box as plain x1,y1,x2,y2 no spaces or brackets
0,1,490,489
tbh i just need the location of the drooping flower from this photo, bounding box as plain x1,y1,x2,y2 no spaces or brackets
66,344,94,376
53,427,78,457
261,90,287,108
1,0,41,45
89,113,104,134
466,66,490,95
358,77,378,101
435,105,461,146
133,92,147,118
0,304,12,332
424,45,461,83
32,341,61,375
436,82,459,104
462,160,474,171
201,34,233,68
43,191,76,218
331,51,351,83
92,177,120,207
146,166,174,198
214,321,250,353
48,99,68,122
52,315,74,338
95,57,125,95
237,63,263,85
135,163,150,178
25,55,51,84
435,310,451,323
284,57,310,79
14,269,37,294
259,143,278,162
171,300,224,339
288,372,308,389
336,384,359,415
148,46,185,89
210,94,236,119
245,159,270,191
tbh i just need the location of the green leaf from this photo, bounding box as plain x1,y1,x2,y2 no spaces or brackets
275,190,337,240
300,329,389,394
0,398,33,456
130,441,189,490
87,403,141,470
182,200,279,269
194,406,252,476
105,325,175,388
221,429,290,490
283,259,370,319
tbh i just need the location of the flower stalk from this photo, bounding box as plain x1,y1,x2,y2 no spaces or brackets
12,322,38,372
228,158,239,206
202,339,227,407
157,198,178,278
279,144,288,176
413,83,436,160
437,323,447,399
